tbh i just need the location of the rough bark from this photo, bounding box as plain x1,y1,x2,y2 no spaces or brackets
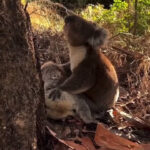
0,0,45,150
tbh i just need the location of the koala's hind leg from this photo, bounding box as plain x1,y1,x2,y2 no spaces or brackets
74,95,98,123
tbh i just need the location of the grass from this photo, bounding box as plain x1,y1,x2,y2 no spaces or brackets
27,1,64,33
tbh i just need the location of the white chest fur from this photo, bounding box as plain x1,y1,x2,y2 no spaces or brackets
68,45,87,71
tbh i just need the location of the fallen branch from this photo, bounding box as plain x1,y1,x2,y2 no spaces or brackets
112,46,143,59
114,108,150,130
41,0,76,17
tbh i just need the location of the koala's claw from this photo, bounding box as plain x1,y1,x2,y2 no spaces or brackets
49,88,61,101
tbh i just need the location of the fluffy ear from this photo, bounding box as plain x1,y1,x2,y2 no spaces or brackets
88,28,108,49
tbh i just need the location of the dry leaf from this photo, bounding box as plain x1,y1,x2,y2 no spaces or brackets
81,137,96,150
114,108,150,130
141,144,150,150
94,124,142,150
65,141,87,150
47,126,96,150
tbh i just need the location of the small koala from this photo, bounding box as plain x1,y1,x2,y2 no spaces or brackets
41,61,96,123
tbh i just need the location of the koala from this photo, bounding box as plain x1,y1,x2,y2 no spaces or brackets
41,61,96,123
50,15,119,113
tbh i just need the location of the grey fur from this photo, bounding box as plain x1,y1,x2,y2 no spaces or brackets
41,61,95,123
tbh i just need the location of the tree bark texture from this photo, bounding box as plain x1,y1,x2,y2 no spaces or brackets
0,0,45,149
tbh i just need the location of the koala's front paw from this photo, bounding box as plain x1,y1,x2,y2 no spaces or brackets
48,88,61,101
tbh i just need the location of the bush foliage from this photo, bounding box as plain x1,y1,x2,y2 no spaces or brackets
80,0,150,35
24,0,150,35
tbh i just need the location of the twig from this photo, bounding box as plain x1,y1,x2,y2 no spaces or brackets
29,9,38,15
109,33,133,40
112,46,143,59
114,108,150,130
109,33,121,40
24,1,28,11
52,2,75,17
41,0,76,18
46,126,74,149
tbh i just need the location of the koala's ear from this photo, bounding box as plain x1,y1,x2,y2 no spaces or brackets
88,28,108,49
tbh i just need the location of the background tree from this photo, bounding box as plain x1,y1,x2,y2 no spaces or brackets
133,0,138,35
0,0,45,149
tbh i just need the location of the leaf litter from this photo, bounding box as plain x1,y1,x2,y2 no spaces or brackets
34,26,150,150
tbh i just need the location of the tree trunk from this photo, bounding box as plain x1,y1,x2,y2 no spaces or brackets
0,0,45,150
133,0,138,35
126,0,131,32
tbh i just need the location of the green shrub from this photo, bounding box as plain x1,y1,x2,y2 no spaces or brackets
80,0,128,34
136,0,150,35
80,0,150,35
24,0,150,35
